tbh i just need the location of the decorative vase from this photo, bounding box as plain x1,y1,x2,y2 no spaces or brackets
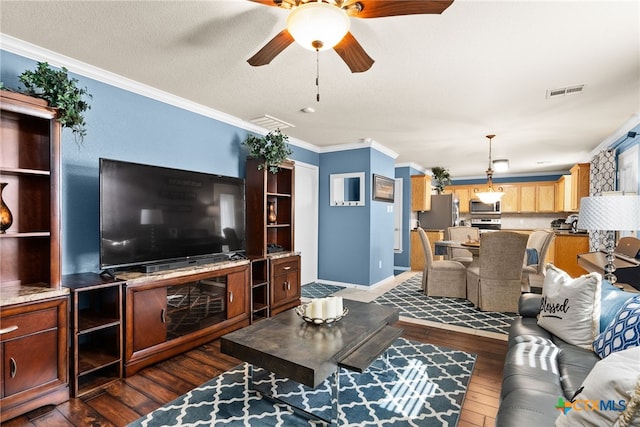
267,201,277,224
0,182,14,234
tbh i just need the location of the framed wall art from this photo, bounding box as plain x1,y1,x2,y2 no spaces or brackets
372,174,395,202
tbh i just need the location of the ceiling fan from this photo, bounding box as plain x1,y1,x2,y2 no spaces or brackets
248,0,454,73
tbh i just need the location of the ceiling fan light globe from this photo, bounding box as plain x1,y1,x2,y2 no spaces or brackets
287,2,350,51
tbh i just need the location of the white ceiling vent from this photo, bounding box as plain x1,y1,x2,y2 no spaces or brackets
546,84,585,99
249,114,295,131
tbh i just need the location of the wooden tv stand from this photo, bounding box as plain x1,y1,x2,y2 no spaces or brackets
117,260,251,376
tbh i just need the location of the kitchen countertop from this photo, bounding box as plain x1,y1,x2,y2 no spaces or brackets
0,285,69,307
553,230,589,236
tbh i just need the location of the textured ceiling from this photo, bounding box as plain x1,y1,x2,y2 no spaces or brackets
1,0,639,178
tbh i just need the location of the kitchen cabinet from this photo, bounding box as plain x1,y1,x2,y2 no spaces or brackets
64,273,123,397
518,182,555,212
122,262,250,376
270,255,301,316
552,233,589,277
569,163,590,211
537,182,557,212
520,184,537,212
410,229,444,270
449,185,472,213
556,175,572,212
500,185,520,213
0,297,68,422
448,181,557,213
411,174,432,211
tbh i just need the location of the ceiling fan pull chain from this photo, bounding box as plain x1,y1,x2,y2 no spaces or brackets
315,47,320,102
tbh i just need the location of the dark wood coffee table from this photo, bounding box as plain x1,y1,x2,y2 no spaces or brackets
220,299,401,426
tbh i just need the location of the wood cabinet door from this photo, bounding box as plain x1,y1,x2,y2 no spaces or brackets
520,185,537,212
537,183,556,212
411,175,431,211
132,287,167,352
3,330,58,397
554,235,589,277
500,185,520,212
226,270,247,319
450,186,471,213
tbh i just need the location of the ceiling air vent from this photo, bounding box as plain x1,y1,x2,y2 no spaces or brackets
249,114,294,131
546,84,585,99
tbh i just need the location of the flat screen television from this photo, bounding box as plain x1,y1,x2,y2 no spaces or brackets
99,158,246,272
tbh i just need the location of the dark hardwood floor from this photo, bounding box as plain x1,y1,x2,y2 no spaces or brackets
2,321,507,427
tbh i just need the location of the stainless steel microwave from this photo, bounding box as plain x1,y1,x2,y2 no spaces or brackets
470,200,501,214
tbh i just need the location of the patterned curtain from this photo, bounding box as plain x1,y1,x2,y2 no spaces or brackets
587,149,616,250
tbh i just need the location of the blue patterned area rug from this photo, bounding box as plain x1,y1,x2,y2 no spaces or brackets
301,282,345,299
375,274,516,335
129,338,475,427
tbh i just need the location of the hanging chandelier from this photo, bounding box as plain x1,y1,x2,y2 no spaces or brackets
474,134,505,204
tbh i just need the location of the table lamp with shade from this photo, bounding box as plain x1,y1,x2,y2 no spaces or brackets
577,194,640,284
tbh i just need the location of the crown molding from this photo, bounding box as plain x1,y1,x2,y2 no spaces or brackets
319,139,399,159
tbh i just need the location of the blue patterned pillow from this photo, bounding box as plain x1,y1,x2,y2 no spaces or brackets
593,295,640,358
599,280,637,333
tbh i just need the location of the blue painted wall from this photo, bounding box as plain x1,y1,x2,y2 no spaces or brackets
0,50,318,274
368,148,396,284
318,149,371,285
317,146,396,286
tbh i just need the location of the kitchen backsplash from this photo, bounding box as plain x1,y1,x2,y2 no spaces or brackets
461,213,567,230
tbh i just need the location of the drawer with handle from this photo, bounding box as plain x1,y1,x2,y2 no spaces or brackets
272,259,299,276
0,307,58,342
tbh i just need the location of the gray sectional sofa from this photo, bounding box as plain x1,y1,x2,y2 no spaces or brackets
495,293,601,426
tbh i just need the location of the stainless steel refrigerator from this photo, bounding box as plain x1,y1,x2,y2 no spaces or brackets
417,194,460,229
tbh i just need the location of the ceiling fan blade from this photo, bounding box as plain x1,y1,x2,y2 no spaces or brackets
247,29,295,66
333,32,374,73
349,0,454,18
248,0,280,7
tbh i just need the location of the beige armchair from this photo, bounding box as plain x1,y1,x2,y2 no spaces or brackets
466,231,528,312
522,229,555,291
417,227,467,298
446,226,480,267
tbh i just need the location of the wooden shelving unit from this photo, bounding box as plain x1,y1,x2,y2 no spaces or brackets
246,158,295,257
63,273,124,397
0,90,68,422
0,90,61,289
250,257,269,322
245,158,301,317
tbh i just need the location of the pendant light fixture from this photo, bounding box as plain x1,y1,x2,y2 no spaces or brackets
474,134,505,204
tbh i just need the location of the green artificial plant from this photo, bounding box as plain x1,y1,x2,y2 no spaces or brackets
19,62,92,144
431,166,452,194
243,129,293,174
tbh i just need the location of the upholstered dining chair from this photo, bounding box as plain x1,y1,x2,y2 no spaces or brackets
417,227,467,298
521,229,555,292
466,231,528,312
446,226,480,267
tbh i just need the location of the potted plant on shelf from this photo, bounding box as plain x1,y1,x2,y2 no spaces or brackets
243,129,293,174
18,62,92,145
431,166,452,194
